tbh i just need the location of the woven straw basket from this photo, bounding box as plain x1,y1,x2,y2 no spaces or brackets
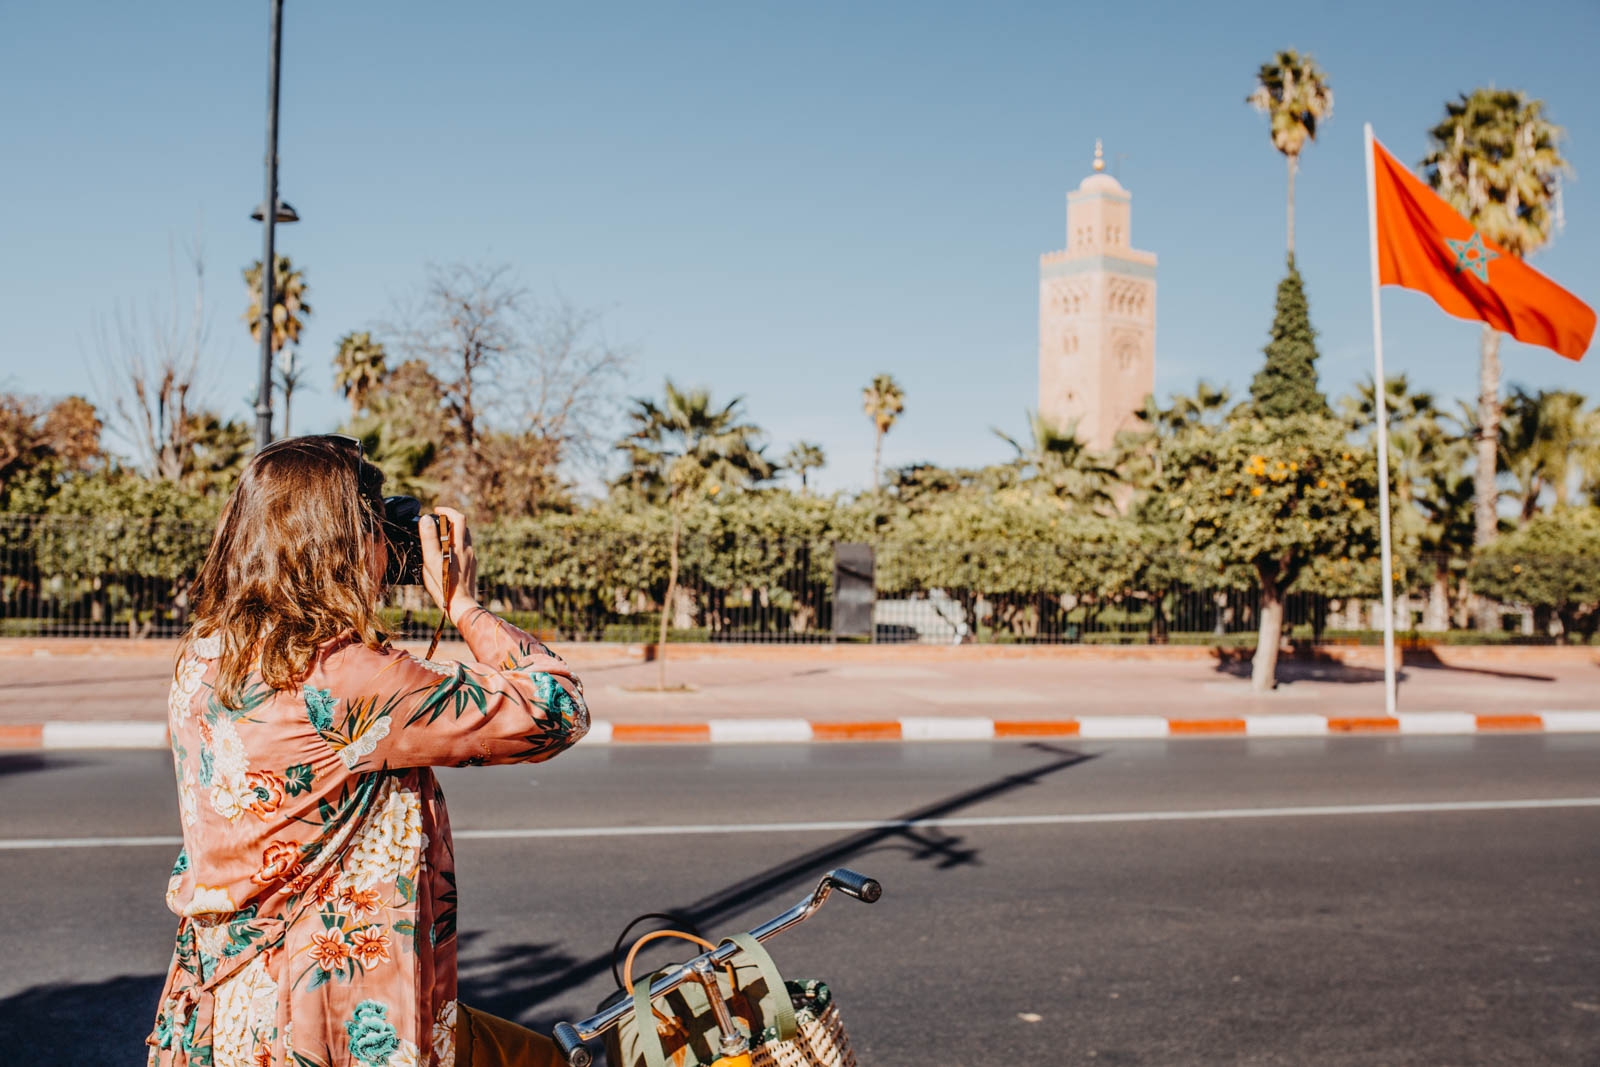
751,981,855,1067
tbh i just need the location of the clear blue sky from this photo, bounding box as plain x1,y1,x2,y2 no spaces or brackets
2,0,1598,495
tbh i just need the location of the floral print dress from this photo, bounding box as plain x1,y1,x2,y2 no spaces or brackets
148,609,589,1067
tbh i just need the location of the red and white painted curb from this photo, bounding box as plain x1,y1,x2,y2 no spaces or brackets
4,711,1600,750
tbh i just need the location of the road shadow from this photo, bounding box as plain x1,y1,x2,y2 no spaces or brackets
0,972,163,1065
0,753,91,778
1212,648,1392,685
694,666,833,690
459,742,1095,1028
1397,647,1557,682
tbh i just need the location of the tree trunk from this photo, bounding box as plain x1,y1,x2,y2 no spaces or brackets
658,506,681,690
1472,325,1503,632
282,382,294,437
1474,325,1502,546
1424,563,1451,632
1285,153,1298,263
1252,565,1283,693
872,429,882,493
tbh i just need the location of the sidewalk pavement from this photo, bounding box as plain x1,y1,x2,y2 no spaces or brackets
0,638,1596,748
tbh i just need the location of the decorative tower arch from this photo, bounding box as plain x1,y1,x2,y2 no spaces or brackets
1038,141,1158,452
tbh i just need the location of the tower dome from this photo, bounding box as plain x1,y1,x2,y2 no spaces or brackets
1076,140,1126,195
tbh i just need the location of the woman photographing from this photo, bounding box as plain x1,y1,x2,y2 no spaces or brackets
148,435,586,1067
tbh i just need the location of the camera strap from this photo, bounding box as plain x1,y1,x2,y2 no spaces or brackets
426,514,454,660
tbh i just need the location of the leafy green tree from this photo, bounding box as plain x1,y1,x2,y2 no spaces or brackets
862,373,904,492
1157,414,1380,690
28,470,218,635
1250,266,1329,418
0,394,102,494
345,359,449,501
333,331,388,418
1468,507,1600,641
474,430,568,518
782,441,826,494
995,412,1118,513
887,463,1017,512
1247,49,1334,260
181,413,253,496
1422,88,1569,548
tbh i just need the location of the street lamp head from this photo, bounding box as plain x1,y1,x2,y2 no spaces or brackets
250,199,300,223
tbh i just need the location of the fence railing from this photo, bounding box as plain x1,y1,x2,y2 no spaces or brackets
0,515,1574,644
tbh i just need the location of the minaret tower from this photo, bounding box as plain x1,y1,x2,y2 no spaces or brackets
1038,141,1158,452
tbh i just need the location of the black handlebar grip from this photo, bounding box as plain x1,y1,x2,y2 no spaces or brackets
827,868,883,903
553,1022,591,1067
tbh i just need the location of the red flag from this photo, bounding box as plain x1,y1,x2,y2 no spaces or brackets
1372,136,1595,361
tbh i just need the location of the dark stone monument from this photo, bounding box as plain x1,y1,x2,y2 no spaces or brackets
832,542,875,639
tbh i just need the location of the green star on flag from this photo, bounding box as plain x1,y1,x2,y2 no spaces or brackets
1446,231,1497,283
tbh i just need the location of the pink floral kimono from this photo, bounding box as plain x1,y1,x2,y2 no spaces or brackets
148,609,589,1067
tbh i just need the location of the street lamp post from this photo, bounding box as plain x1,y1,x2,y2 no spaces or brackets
254,0,286,451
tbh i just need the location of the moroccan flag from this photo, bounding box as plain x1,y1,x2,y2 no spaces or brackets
1371,135,1595,361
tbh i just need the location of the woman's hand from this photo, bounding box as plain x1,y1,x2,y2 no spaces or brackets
420,506,480,626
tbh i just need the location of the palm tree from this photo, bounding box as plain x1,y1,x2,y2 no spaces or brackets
1116,383,1234,490
782,441,826,494
862,373,904,492
333,331,388,417
1248,50,1333,262
614,382,774,502
995,411,1119,514
1422,88,1569,548
243,255,311,355
1346,375,1474,627
1499,387,1597,518
273,348,312,436
614,381,774,687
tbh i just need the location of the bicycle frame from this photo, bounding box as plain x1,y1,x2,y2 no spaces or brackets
552,867,883,1067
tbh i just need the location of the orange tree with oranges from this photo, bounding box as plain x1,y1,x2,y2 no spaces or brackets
1155,412,1380,691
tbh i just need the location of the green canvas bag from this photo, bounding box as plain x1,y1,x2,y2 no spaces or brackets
604,931,797,1067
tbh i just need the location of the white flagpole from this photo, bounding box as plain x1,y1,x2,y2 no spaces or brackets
1364,123,1399,717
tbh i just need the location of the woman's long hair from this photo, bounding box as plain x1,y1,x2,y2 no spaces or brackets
185,436,391,708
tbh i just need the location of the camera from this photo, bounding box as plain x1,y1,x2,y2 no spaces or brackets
381,496,426,585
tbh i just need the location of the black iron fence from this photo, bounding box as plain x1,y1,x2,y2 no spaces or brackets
0,514,1571,644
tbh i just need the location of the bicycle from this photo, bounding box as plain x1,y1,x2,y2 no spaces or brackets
552,867,883,1067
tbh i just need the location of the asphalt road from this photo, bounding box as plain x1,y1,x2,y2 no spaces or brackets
3,737,1598,1066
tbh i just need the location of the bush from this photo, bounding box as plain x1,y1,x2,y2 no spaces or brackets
1468,507,1600,642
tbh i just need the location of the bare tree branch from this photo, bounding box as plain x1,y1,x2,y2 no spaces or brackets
515,293,629,473
379,263,629,512
89,239,213,479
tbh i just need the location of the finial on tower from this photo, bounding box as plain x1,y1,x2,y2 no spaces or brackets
1092,139,1105,172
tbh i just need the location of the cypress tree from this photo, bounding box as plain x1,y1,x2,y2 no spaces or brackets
1250,264,1330,418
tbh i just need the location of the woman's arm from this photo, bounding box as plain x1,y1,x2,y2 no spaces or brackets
306,617,588,771
301,506,588,771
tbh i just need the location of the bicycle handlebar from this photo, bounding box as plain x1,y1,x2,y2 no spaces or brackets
552,867,882,1066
